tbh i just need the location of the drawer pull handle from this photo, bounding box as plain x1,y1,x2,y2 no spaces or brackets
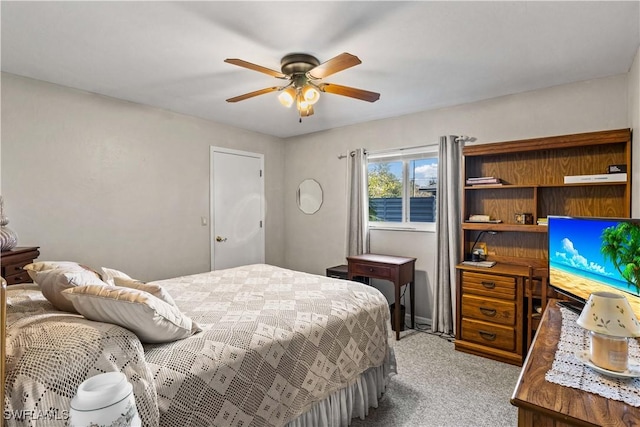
479,307,497,317
479,330,497,341
481,281,496,289
369,268,374,272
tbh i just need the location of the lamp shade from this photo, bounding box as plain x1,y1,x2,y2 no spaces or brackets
278,87,295,108
577,291,640,337
302,85,320,105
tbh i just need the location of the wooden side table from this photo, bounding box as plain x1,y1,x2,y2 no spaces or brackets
347,253,416,340
511,300,640,426
1,246,40,285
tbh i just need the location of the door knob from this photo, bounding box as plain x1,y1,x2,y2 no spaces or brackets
216,236,227,242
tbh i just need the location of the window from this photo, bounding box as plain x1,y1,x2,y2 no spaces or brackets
367,145,438,231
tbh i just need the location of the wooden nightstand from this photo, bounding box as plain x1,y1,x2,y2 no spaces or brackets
326,264,349,280
1,246,40,285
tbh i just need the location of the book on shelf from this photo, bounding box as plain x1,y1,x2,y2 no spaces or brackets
537,217,548,225
466,176,496,181
563,173,627,184
467,214,502,223
466,176,502,185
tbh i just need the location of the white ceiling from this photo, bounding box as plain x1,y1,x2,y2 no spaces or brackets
2,1,639,139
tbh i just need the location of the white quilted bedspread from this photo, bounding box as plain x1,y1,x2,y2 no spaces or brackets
4,284,159,427
4,264,393,427
147,264,393,427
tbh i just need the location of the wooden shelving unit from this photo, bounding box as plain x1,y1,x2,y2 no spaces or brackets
455,128,632,365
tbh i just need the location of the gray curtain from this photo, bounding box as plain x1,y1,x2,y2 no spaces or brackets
432,136,463,335
346,148,369,256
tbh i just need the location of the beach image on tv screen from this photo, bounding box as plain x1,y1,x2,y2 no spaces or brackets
549,217,640,310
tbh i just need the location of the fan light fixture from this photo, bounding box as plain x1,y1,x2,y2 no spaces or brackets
278,84,320,112
302,85,320,104
278,87,295,108
225,52,380,121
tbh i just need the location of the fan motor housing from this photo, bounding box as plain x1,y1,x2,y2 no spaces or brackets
280,53,320,75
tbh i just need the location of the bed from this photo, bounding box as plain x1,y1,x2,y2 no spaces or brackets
2,263,396,426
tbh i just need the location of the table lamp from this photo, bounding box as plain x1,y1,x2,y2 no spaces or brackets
69,372,140,426
577,291,640,372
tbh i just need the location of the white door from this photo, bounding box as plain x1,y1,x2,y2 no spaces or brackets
210,147,265,270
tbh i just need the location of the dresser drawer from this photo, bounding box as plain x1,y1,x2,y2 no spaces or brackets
350,263,392,280
461,271,516,300
462,294,516,326
461,318,516,352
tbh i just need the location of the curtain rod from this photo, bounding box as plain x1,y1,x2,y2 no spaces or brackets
367,143,437,157
337,151,357,159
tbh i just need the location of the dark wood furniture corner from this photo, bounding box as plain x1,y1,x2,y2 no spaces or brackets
347,253,416,341
511,300,640,426
326,264,349,280
1,246,40,285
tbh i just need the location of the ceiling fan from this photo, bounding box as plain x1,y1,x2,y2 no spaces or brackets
224,52,380,120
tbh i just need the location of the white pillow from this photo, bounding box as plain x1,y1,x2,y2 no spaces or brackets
24,261,85,275
24,262,110,312
100,267,177,307
99,266,135,285
62,285,200,344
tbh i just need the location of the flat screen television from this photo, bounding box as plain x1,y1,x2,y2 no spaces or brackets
548,215,640,319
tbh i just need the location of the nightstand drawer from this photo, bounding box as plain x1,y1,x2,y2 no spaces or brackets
462,271,516,300
462,294,516,326
461,318,515,352
4,270,32,285
3,261,29,277
350,263,392,280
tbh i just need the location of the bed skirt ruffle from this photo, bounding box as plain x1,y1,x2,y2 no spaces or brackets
286,347,397,427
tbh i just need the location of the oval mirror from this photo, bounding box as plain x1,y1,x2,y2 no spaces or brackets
297,179,323,214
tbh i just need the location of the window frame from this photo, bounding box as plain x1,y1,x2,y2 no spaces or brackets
367,144,438,232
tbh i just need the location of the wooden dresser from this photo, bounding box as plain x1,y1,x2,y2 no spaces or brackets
456,263,528,366
511,300,640,426
0,246,40,285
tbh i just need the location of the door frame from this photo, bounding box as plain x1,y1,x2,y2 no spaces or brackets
210,146,265,270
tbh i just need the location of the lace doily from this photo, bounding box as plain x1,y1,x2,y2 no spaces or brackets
545,307,640,406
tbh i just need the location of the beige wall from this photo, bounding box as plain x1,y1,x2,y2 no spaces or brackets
284,73,631,322
1,73,286,281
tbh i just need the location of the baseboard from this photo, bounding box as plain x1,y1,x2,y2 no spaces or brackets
399,313,431,327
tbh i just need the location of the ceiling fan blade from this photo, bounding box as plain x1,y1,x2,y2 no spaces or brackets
307,53,361,79
224,58,287,79
226,87,280,103
319,83,380,102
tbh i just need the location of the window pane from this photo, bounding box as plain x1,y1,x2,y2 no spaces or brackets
409,158,438,222
368,161,402,222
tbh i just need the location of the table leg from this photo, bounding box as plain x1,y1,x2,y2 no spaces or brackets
410,280,415,329
394,281,401,340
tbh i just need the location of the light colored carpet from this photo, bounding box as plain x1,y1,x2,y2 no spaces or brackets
351,330,521,427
